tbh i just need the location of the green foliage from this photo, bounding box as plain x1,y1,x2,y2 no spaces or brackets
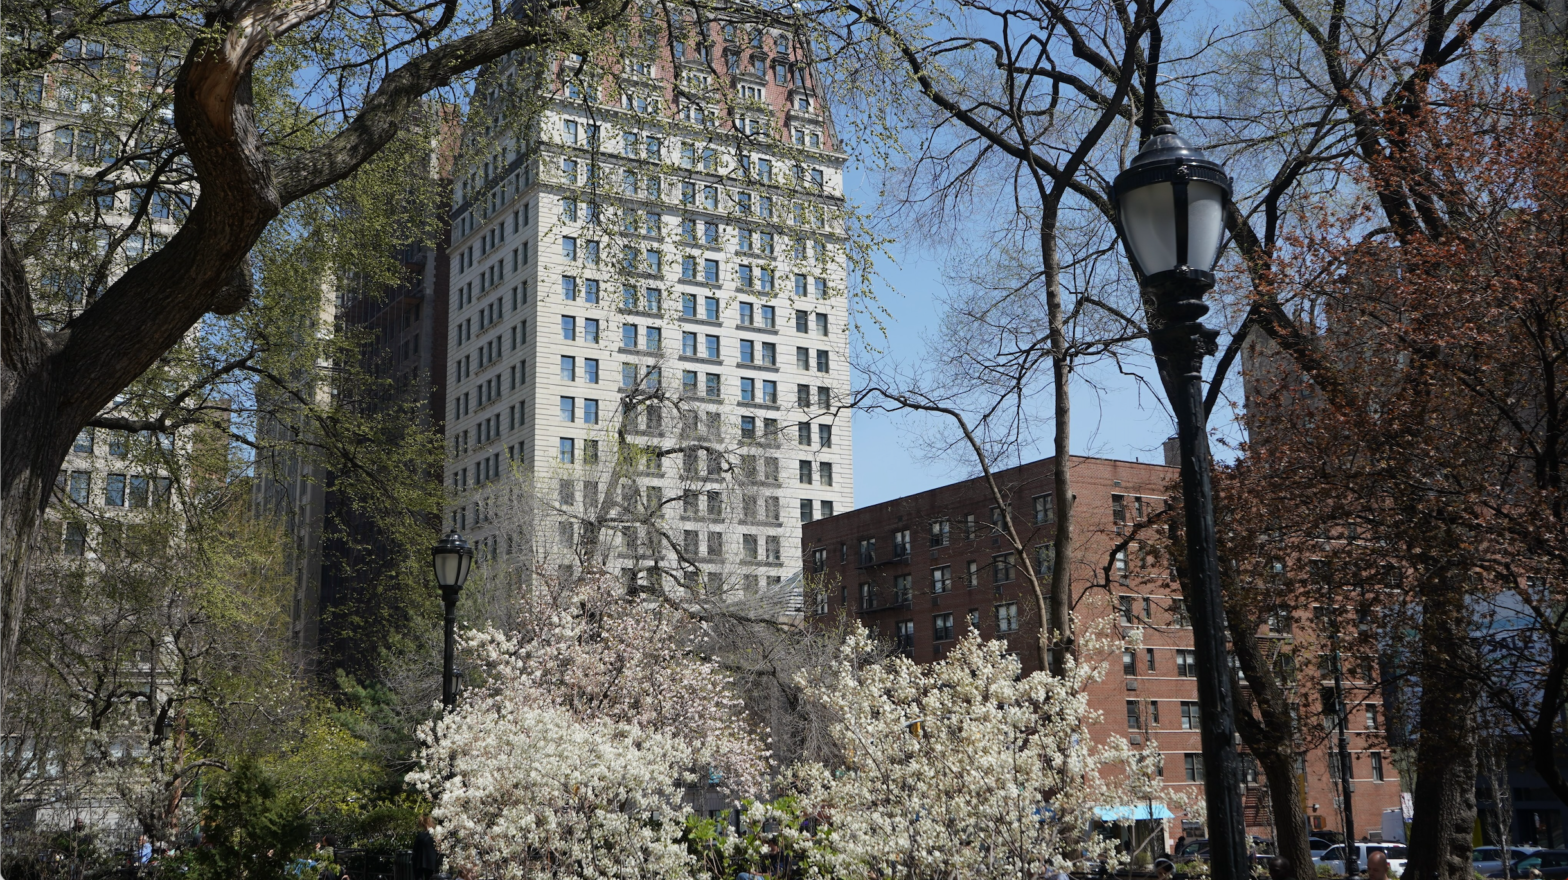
187,759,312,880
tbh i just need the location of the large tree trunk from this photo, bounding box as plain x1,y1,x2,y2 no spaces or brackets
1229,618,1315,880
1404,575,1481,880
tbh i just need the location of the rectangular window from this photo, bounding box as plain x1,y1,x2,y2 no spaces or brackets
741,377,756,402
1180,701,1200,730
820,424,832,447
560,397,576,422
934,612,954,641
995,602,1019,633
68,472,90,504
859,583,873,610
932,565,951,593
584,359,598,383
1177,649,1197,678
740,339,755,363
561,356,576,381
1127,700,1142,730
559,438,575,463
561,317,576,340
800,499,814,522
892,529,910,560
1184,754,1204,783
1034,493,1053,524
1147,648,1157,672
1124,649,1138,677
893,574,911,605
1370,751,1384,781
583,400,599,424
1366,704,1378,730
105,474,126,506
704,259,720,283
930,519,950,547
818,460,830,484
993,553,1014,584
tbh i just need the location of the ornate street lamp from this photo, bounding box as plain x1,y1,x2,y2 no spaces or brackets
1112,124,1249,880
432,531,473,709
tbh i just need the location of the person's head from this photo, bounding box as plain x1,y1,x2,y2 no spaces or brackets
138,835,147,844
1366,849,1390,880
322,835,336,848
419,815,436,831
1268,856,1292,880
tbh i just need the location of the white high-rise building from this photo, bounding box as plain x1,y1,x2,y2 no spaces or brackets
445,16,852,606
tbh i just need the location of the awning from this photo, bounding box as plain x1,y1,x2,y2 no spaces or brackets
1094,804,1175,822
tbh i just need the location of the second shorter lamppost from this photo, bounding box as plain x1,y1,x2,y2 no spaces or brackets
1111,124,1250,880
431,531,473,709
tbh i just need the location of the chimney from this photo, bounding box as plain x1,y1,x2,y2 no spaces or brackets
1163,436,1181,468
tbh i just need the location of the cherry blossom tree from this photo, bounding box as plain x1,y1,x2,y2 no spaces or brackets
792,631,1171,880
408,569,769,879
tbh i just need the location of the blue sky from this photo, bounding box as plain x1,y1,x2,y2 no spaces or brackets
842,0,1252,507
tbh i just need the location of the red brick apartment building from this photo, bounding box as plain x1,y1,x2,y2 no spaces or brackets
801,455,1405,849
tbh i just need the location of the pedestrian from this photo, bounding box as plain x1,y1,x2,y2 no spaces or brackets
1366,850,1389,880
413,816,440,880
136,836,152,867
1174,836,1187,859
316,834,347,880
1268,857,1293,880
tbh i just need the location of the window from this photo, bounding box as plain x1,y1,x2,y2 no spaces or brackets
583,400,599,424
893,529,910,560
1147,648,1157,672
1366,704,1378,730
995,602,1019,633
585,359,599,383
1171,598,1191,627
105,474,126,506
966,560,979,588
1127,700,1142,730
1034,493,1053,524
993,553,1014,584
63,522,87,556
73,429,94,453
562,236,578,261
741,416,756,439
562,316,576,340
1180,701,1200,730
859,583,873,610
930,518,950,547
683,332,698,356
705,335,720,359
704,259,720,283
932,565,951,593
742,378,756,402
800,499,814,522
1119,595,1135,624
816,350,830,372
1370,751,1385,781
622,325,638,348
1184,754,1205,782
895,620,914,656
560,397,576,422
858,538,876,565
820,424,833,447
798,459,813,484
763,381,777,404
1124,649,1137,677
1177,649,1197,678
67,472,90,504
561,356,576,381
1112,493,1127,524
740,340,755,363
934,612,954,641
893,574,911,605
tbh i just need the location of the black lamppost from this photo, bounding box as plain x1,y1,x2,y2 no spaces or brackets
431,531,473,709
1112,125,1249,880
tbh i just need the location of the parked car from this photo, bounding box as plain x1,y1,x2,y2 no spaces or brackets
1177,839,1209,860
1313,843,1408,877
1474,846,1541,875
1489,850,1568,880
1310,839,1336,858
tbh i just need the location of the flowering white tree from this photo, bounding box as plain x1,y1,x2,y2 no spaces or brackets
408,570,768,880
792,632,1167,880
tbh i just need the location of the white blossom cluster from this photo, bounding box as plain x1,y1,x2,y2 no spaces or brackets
790,632,1162,880
408,571,768,879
